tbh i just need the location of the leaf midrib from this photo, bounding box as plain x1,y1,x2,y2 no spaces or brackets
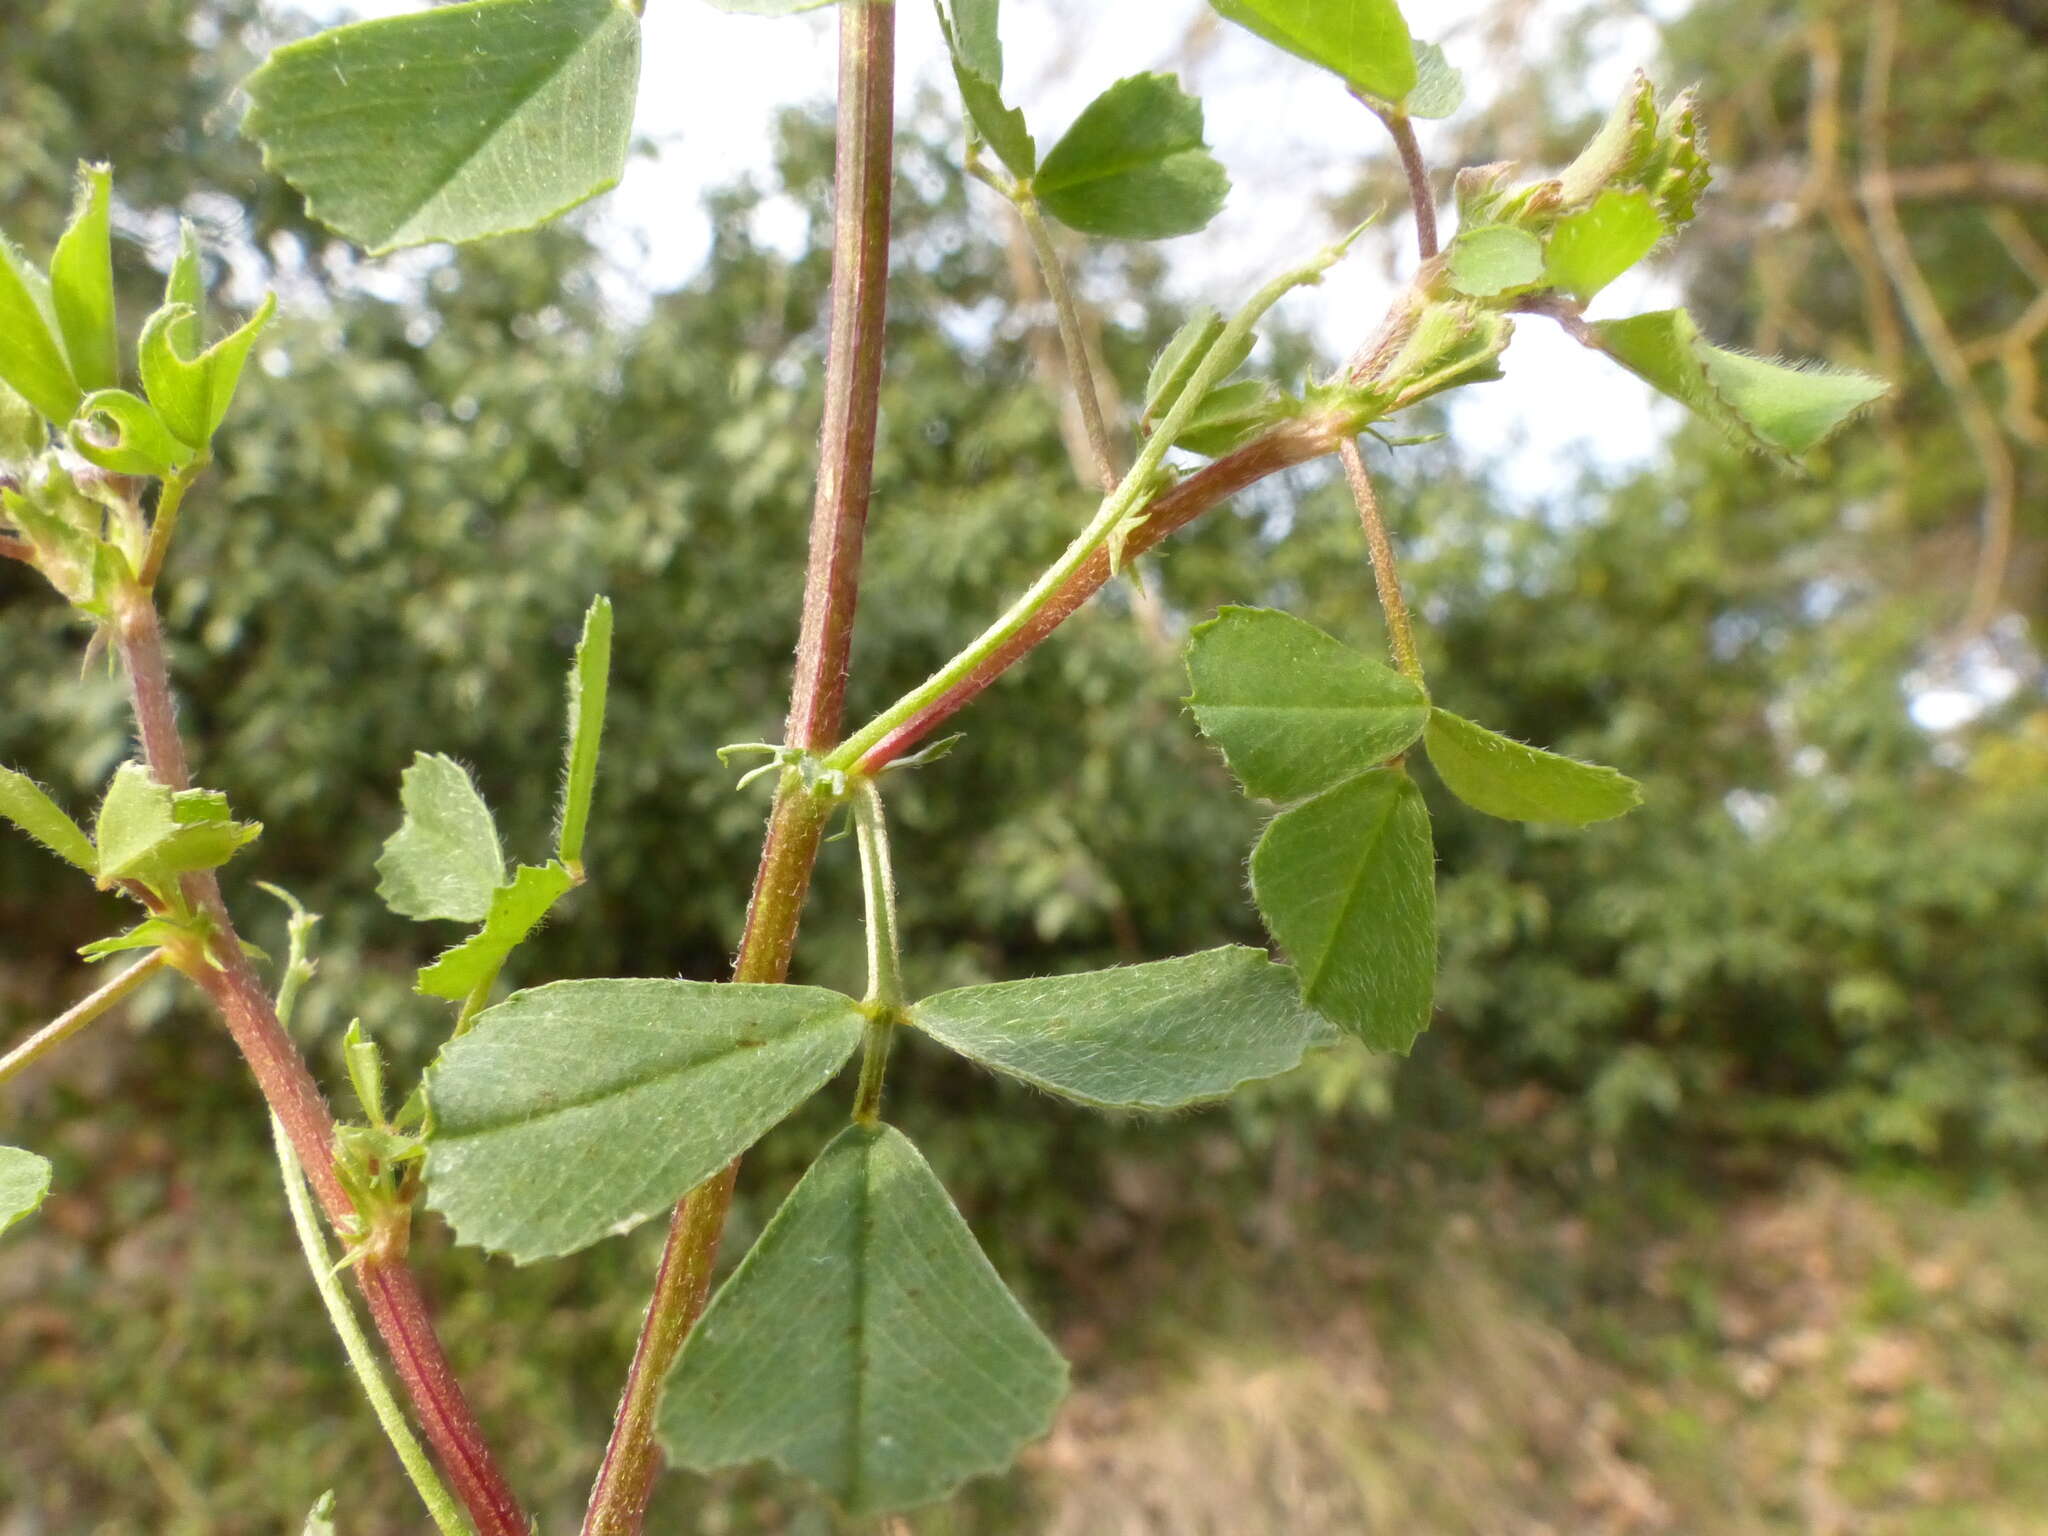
1300,774,1402,1000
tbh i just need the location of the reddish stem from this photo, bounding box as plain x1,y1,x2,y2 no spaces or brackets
857,419,1339,771
115,593,529,1536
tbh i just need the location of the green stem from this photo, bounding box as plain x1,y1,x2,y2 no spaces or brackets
1016,197,1119,492
272,1115,471,1536
137,465,199,592
1339,437,1424,683
0,950,168,1086
827,240,1353,774
851,777,904,1010
452,969,500,1039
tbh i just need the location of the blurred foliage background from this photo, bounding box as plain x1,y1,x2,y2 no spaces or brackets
1,0,2043,1530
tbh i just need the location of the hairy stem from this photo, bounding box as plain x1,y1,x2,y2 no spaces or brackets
137,466,197,592
582,4,898,1529
113,590,528,1536
0,949,168,1087
1372,106,1439,261
1018,198,1120,492
852,777,904,1010
1339,437,1424,682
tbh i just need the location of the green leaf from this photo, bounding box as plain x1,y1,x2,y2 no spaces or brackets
1405,41,1465,119
0,765,97,873
1446,225,1545,298
1543,189,1662,302
64,389,198,478
79,915,191,962
242,0,642,254
1171,379,1300,458
1594,308,1889,462
49,163,118,394
375,753,505,924
1210,0,1415,102
1143,307,1233,427
423,979,865,1261
301,1492,338,1536
0,1146,53,1239
1185,607,1429,803
1035,74,1228,241
415,861,575,1000
164,222,205,356
93,763,261,892
910,946,1316,1109
938,1,1035,180
138,291,278,449
1251,768,1436,1053
0,380,44,464
556,595,612,869
0,237,80,426
660,1123,1066,1516
1422,708,1641,825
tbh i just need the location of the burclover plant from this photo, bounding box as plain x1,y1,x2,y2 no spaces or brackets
0,0,1887,1529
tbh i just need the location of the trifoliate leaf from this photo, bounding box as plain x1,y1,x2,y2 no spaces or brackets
415,861,575,1000
423,979,865,1261
0,237,79,426
1423,709,1641,824
1251,768,1436,1053
243,0,642,253
0,765,97,873
93,763,261,893
138,291,278,450
1594,308,1889,463
1543,189,1662,302
1210,0,1416,102
1186,607,1429,803
0,1147,53,1239
375,753,505,924
1446,225,1544,298
556,595,612,870
660,1123,1067,1517
910,946,1316,1108
49,163,118,394
1035,74,1228,241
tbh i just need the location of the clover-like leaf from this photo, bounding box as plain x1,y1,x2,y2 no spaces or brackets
1404,41,1465,120
423,979,865,1261
0,765,97,873
138,291,278,450
1211,0,1415,102
1543,189,1662,302
93,763,261,893
65,389,199,478
1035,74,1228,241
0,237,80,426
1251,768,1436,1053
1423,709,1641,825
415,861,575,1000
1186,607,1429,802
910,947,1316,1109
1594,308,1888,463
0,1147,54,1239
49,163,118,395
243,0,642,253
1447,225,1544,299
938,0,1035,179
660,1122,1067,1517
375,753,506,924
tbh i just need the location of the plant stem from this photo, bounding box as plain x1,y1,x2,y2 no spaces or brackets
582,5,899,1530
274,1114,471,1536
137,465,197,592
828,243,1353,775
1017,198,1119,492
1366,104,1439,262
112,589,529,1536
851,418,1341,771
0,949,168,1087
851,777,904,1010
1339,437,1424,683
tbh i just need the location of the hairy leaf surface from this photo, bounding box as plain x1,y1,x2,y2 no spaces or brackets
0,766,96,872
660,1123,1066,1516
0,1146,53,1238
424,979,864,1261
415,861,575,1000
1423,709,1641,824
1035,74,1227,240
376,753,505,924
